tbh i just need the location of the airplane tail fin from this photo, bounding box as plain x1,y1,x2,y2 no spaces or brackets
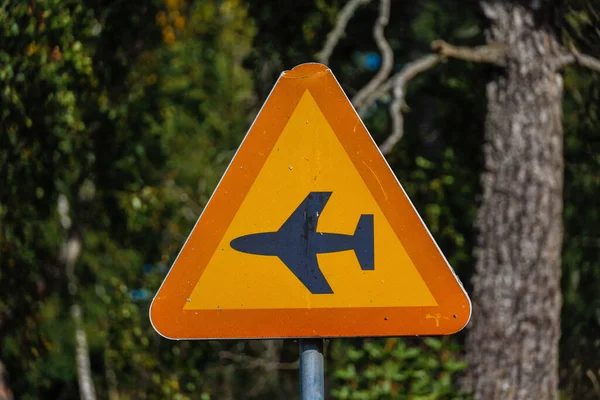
353,214,374,270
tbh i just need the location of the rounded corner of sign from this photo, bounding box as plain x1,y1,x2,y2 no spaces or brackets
149,318,181,341
452,314,471,335
282,63,330,79
447,300,472,335
149,300,178,341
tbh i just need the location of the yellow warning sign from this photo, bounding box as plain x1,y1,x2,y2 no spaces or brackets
185,90,437,310
150,63,470,339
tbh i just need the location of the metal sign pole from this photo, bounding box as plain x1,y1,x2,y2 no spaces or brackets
299,339,325,400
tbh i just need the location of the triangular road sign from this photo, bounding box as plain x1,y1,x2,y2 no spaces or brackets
150,63,471,339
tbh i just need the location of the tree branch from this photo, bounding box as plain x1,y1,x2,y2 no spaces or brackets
356,40,504,116
570,52,600,71
554,46,600,72
355,72,395,116
351,0,394,109
353,38,506,153
380,54,441,155
356,54,442,116
59,195,97,400
316,0,372,65
361,40,505,153
431,40,505,66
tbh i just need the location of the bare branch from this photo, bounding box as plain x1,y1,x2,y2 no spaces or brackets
355,39,505,153
351,0,394,109
357,40,505,115
357,54,441,116
355,73,395,116
554,46,600,72
432,40,505,66
316,0,372,65
380,54,441,155
571,52,600,71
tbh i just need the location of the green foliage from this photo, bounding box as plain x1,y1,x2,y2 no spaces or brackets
154,0,256,223
0,0,167,397
330,338,468,399
558,2,600,399
1,0,599,399
3,0,276,398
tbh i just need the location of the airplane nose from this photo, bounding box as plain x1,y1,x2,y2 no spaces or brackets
230,233,278,256
230,236,252,253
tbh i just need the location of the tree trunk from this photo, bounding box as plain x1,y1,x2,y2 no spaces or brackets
464,2,564,399
59,195,97,400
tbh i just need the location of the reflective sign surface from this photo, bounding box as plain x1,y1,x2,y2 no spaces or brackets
150,63,471,339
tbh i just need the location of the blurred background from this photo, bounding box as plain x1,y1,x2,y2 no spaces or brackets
1,0,599,399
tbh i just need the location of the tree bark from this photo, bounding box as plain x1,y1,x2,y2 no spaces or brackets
464,2,564,399
59,195,97,400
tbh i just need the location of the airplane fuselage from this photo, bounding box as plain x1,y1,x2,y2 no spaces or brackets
230,231,360,258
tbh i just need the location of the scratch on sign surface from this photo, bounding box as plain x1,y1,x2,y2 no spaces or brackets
362,160,388,200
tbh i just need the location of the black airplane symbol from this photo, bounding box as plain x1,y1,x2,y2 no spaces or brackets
230,192,374,294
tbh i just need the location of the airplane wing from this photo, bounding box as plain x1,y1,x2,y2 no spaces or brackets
278,191,332,234
278,251,333,294
275,192,334,294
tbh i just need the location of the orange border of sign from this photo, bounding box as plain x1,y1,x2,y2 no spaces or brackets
150,63,471,339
